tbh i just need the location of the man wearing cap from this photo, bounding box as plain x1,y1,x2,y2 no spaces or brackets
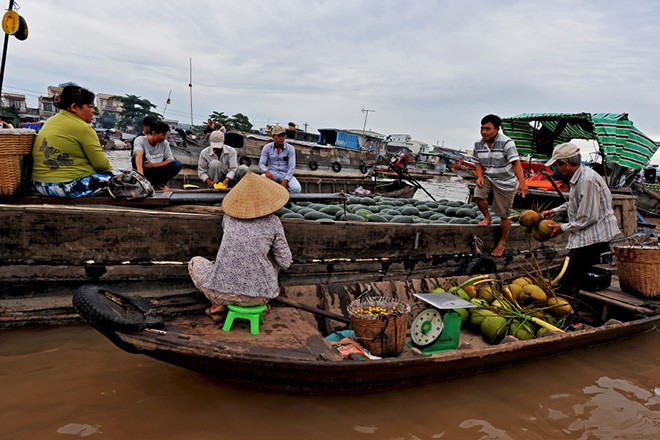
197,130,249,188
473,114,528,257
541,142,620,296
258,125,302,193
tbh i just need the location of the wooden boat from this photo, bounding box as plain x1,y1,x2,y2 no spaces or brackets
171,169,418,199
631,181,660,217
72,274,660,393
171,129,378,179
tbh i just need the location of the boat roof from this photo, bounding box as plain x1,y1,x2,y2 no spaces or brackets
502,112,659,170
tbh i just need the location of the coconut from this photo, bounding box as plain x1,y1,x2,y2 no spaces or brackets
523,284,548,302
510,320,536,341
519,210,540,227
507,284,524,300
454,308,469,325
463,285,477,299
480,315,508,344
511,277,533,288
547,297,574,317
477,285,495,302
469,308,496,328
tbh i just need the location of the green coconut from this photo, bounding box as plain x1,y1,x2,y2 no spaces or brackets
519,210,540,227
480,315,508,344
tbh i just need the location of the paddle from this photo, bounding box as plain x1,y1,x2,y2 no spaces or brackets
273,296,351,324
541,171,568,202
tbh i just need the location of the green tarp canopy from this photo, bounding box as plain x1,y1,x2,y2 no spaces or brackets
501,112,658,170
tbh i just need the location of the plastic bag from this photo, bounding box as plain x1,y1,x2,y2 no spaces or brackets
108,170,154,200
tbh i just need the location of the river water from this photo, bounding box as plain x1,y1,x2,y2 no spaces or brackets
1,152,659,439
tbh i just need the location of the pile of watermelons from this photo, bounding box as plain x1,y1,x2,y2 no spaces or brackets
275,196,504,224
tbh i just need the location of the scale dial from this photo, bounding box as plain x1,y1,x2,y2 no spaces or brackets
411,308,444,347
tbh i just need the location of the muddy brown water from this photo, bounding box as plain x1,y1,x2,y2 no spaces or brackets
0,326,658,439
2,158,659,438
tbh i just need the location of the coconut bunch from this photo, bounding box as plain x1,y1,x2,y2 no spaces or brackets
435,258,574,345
518,209,558,242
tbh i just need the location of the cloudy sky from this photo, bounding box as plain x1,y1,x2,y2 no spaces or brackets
4,0,660,160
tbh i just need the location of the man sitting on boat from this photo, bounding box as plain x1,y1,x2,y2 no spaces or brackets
132,120,183,191
197,130,249,188
473,114,528,257
188,172,292,321
258,125,301,193
541,143,620,296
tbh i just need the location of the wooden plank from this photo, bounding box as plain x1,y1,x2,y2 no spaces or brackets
0,204,568,265
274,307,344,361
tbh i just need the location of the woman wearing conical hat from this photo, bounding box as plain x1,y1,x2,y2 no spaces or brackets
188,172,292,320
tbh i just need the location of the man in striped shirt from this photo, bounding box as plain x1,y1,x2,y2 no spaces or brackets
541,143,620,296
473,114,528,256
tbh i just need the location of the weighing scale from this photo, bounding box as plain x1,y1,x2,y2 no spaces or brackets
408,293,476,355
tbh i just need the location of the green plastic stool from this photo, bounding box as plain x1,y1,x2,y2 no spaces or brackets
222,304,267,335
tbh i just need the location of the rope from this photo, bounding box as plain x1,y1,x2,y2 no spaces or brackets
472,235,484,255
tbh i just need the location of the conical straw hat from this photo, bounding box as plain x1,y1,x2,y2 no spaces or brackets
222,172,290,219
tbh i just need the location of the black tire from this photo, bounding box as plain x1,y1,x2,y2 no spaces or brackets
308,161,318,171
239,156,252,166
464,256,497,275
72,285,164,333
332,161,342,173
359,162,368,174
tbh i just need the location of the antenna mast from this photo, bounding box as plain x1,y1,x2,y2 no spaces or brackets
188,58,193,128
361,107,375,136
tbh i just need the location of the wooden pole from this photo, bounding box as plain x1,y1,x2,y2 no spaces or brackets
0,0,16,103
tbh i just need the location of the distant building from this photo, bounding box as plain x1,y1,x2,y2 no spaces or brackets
96,93,123,117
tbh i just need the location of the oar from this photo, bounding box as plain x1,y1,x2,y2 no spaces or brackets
541,171,568,202
273,296,351,324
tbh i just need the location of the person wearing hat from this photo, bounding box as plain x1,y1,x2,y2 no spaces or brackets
473,114,528,257
258,125,302,193
188,172,293,320
197,130,249,188
541,142,620,296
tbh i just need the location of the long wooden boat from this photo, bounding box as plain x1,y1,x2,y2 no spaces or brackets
171,129,377,179
171,169,418,198
72,274,660,393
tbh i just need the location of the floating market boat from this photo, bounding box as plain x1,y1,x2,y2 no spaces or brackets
71,272,660,393
171,128,380,178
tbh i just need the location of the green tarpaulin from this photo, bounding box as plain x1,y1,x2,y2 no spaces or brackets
501,112,658,170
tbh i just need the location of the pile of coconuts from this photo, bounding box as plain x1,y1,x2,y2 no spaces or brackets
431,261,574,345
518,209,559,242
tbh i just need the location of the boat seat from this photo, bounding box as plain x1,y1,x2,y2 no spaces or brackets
222,304,267,335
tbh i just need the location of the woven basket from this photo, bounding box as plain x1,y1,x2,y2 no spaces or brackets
613,245,660,298
0,129,36,197
348,296,411,357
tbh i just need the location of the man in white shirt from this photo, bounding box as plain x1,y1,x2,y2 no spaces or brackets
197,130,248,188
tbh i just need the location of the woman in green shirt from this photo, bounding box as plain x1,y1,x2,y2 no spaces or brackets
32,85,117,197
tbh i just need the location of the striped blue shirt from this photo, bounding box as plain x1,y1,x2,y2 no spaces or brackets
473,132,520,191
258,142,296,181
552,165,620,249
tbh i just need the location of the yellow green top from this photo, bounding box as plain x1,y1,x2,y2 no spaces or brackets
31,110,111,183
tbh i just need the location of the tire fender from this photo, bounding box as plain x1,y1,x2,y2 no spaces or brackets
332,161,342,173
308,160,318,171
72,285,164,333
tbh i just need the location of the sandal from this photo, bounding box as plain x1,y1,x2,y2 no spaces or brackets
263,305,272,316
205,307,225,323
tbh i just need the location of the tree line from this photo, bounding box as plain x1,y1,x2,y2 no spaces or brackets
102,95,253,133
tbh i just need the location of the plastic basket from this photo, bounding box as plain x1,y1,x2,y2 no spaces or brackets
613,245,660,298
0,129,36,197
348,295,411,357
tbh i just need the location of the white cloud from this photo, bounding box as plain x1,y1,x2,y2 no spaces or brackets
4,0,660,160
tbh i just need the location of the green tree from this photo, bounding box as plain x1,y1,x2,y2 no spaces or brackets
98,112,117,129
226,113,253,131
113,95,160,132
209,111,228,126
